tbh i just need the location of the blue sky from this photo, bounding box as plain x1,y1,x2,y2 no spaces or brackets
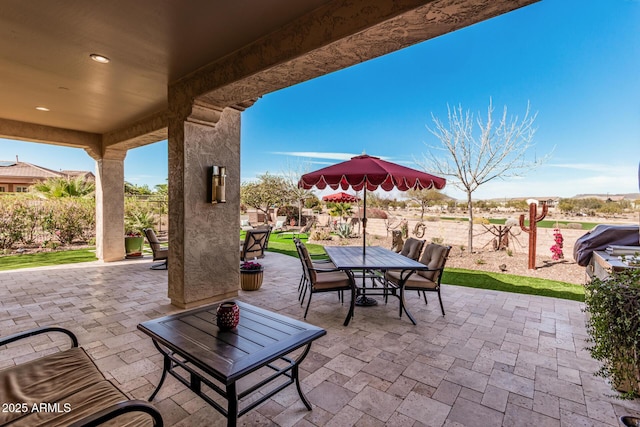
1,0,639,200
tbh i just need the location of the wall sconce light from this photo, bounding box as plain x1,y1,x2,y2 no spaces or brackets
208,166,226,204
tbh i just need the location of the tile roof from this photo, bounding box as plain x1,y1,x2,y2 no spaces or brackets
0,161,90,179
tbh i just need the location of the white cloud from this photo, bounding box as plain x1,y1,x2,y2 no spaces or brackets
272,151,393,161
272,151,359,160
547,163,615,173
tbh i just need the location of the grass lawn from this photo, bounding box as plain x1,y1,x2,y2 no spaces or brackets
442,268,584,302
440,216,598,230
0,248,98,271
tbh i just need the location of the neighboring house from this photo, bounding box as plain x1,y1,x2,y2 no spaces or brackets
0,159,94,193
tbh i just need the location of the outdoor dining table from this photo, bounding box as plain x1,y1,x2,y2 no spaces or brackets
323,245,428,324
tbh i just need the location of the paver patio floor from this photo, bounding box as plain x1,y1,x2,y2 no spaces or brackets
1,252,639,426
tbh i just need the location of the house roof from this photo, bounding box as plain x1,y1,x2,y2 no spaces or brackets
0,161,92,180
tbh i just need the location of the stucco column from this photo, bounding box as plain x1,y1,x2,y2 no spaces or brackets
94,149,127,262
167,102,241,308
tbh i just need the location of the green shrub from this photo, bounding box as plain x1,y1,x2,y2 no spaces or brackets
41,198,95,244
277,205,306,226
0,197,24,249
584,268,640,398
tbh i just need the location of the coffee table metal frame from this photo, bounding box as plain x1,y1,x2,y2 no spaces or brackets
138,301,326,427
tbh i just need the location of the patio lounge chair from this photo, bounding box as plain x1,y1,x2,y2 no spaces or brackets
143,228,168,270
240,228,270,261
384,243,451,318
0,326,163,426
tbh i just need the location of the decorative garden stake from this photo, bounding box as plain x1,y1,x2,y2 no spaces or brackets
519,200,548,269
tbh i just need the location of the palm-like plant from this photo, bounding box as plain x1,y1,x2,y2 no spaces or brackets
32,176,94,198
328,202,353,224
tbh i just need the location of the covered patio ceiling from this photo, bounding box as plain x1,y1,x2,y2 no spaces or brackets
0,0,538,155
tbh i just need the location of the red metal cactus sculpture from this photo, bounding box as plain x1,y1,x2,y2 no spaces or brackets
519,201,548,269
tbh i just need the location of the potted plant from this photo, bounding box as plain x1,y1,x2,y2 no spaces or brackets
124,230,144,258
240,261,264,291
124,202,156,259
584,267,640,398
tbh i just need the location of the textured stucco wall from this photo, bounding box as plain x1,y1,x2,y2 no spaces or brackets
168,107,240,307
95,156,126,262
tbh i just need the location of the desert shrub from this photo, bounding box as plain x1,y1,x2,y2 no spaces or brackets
475,258,486,265
14,199,44,244
41,198,95,244
432,237,444,244
277,205,306,226
0,196,24,249
473,217,490,224
310,229,332,241
425,216,439,222
367,208,388,219
562,222,583,230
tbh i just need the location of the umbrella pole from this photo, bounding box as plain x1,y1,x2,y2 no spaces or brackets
362,187,367,257
354,185,378,306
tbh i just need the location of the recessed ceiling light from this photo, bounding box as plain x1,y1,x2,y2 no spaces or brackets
90,54,110,64
35,106,50,111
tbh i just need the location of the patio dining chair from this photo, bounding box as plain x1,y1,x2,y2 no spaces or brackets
379,237,425,302
295,239,355,326
384,243,451,319
143,228,168,270
293,238,334,303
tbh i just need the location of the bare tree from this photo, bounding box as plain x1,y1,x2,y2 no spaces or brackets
281,161,316,226
419,99,546,252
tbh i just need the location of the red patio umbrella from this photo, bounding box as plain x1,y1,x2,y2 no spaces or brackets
299,154,446,253
322,192,360,203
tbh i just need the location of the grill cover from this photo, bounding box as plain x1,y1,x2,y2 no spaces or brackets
573,224,640,266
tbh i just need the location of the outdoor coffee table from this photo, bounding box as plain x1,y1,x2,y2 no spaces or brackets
137,301,326,427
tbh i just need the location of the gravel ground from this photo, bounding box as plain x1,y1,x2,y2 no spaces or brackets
315,235,586,285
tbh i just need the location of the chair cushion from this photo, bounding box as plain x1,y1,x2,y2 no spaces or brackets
400,238,424,261
0,347,105,425
313,271,351,290
9,380,154,427
312,260,335,269
417,244,449,281
385,270,437,290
